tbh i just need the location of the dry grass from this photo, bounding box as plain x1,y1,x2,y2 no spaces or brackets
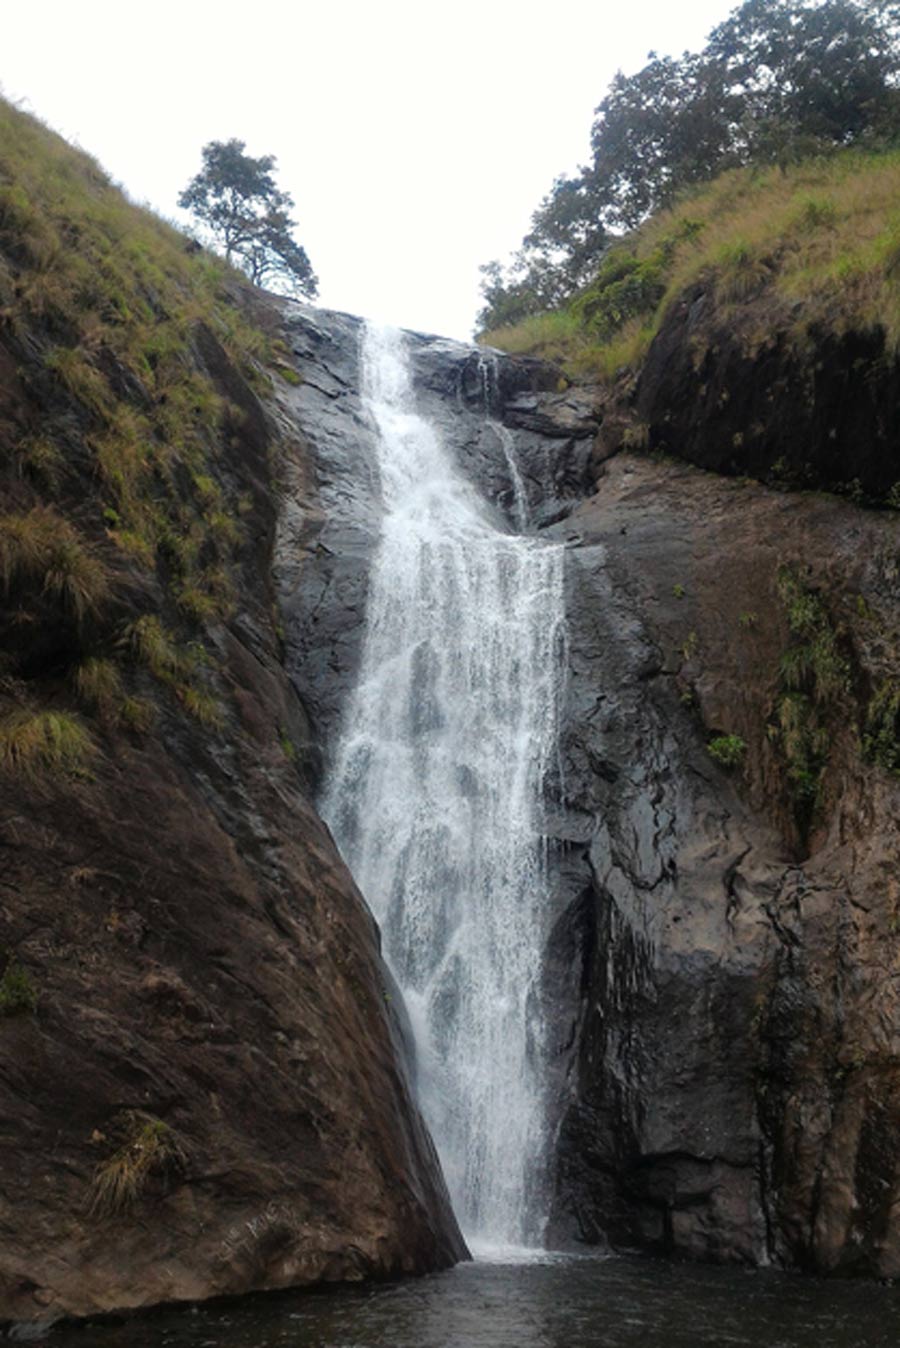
73,657,124,721
484,148,900,377
0,507,110,623
89,1112,186,1215
0,707,95,778
125,615,221,726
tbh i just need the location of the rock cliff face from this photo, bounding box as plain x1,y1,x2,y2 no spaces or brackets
280,303,900,1277
0,300,465,1327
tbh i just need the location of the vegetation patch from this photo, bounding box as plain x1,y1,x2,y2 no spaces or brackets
483,149,900,378
125,615,222,727
89,1111,186,1214
769,567,851,837
0,96,282,761
0,708,95,779
708,734,747,768
0,959,37,1016
0,507,109,625
863,680,900,776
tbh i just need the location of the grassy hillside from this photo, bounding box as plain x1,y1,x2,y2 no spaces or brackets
0,97,291,767
481,149,900,381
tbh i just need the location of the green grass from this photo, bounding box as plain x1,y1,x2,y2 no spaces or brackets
483,148,900,378
0,96,281,750
768,568,851,835
0,95,267,633
863,680,900,775
125,615,222,726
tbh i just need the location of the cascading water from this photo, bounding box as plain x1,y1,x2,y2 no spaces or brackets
476,351,530,530
322,323,566,1249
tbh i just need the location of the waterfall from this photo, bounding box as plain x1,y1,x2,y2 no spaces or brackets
475,350,530,530
321,323,566,1249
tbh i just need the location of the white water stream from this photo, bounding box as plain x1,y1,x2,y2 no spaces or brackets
322,324,566,1248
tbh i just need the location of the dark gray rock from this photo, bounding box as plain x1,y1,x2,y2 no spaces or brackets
271,305,596,771
272,302,900,1279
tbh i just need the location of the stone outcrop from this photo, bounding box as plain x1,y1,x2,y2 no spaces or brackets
280,302,900,1277
635,284,900,503
544,454,900,1274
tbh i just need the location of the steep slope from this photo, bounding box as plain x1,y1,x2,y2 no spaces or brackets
0,101,464,1325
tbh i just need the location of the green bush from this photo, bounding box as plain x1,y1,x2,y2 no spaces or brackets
863,680,900,775
708,734,747,767
0,960,37,1016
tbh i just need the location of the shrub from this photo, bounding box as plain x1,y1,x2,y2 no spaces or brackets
0,708,95,778
0,959,37,1016
708,734,747,767
863,680,900,775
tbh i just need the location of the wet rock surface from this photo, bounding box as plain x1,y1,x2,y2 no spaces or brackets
543,455,900,1273
281,304,900,1277
635,286,900,502
275,306,597,770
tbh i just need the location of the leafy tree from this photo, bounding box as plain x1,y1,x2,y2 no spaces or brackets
478,0,900,333
179,140,318,298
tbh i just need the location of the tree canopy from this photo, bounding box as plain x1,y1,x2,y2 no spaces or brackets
478,0,900,332
179,140,318,299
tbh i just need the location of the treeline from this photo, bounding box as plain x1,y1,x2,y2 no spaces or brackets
478,0,900,331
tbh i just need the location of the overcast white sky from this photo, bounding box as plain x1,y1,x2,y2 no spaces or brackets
3,1,735,339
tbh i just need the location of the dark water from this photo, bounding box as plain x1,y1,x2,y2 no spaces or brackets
49,1254,900,1348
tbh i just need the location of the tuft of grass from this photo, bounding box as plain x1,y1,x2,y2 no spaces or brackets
715,240,772,303
44,346,114,420
769,567,850,834
0,708,95,778
89,1111,186,1215
16,436,65,491
120,695,156,733
0,506,110,624
73,657,124,721
777,567,850,702
126,615,186,682
177,683,223,728
125,615,221,727
0,959,37,1016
